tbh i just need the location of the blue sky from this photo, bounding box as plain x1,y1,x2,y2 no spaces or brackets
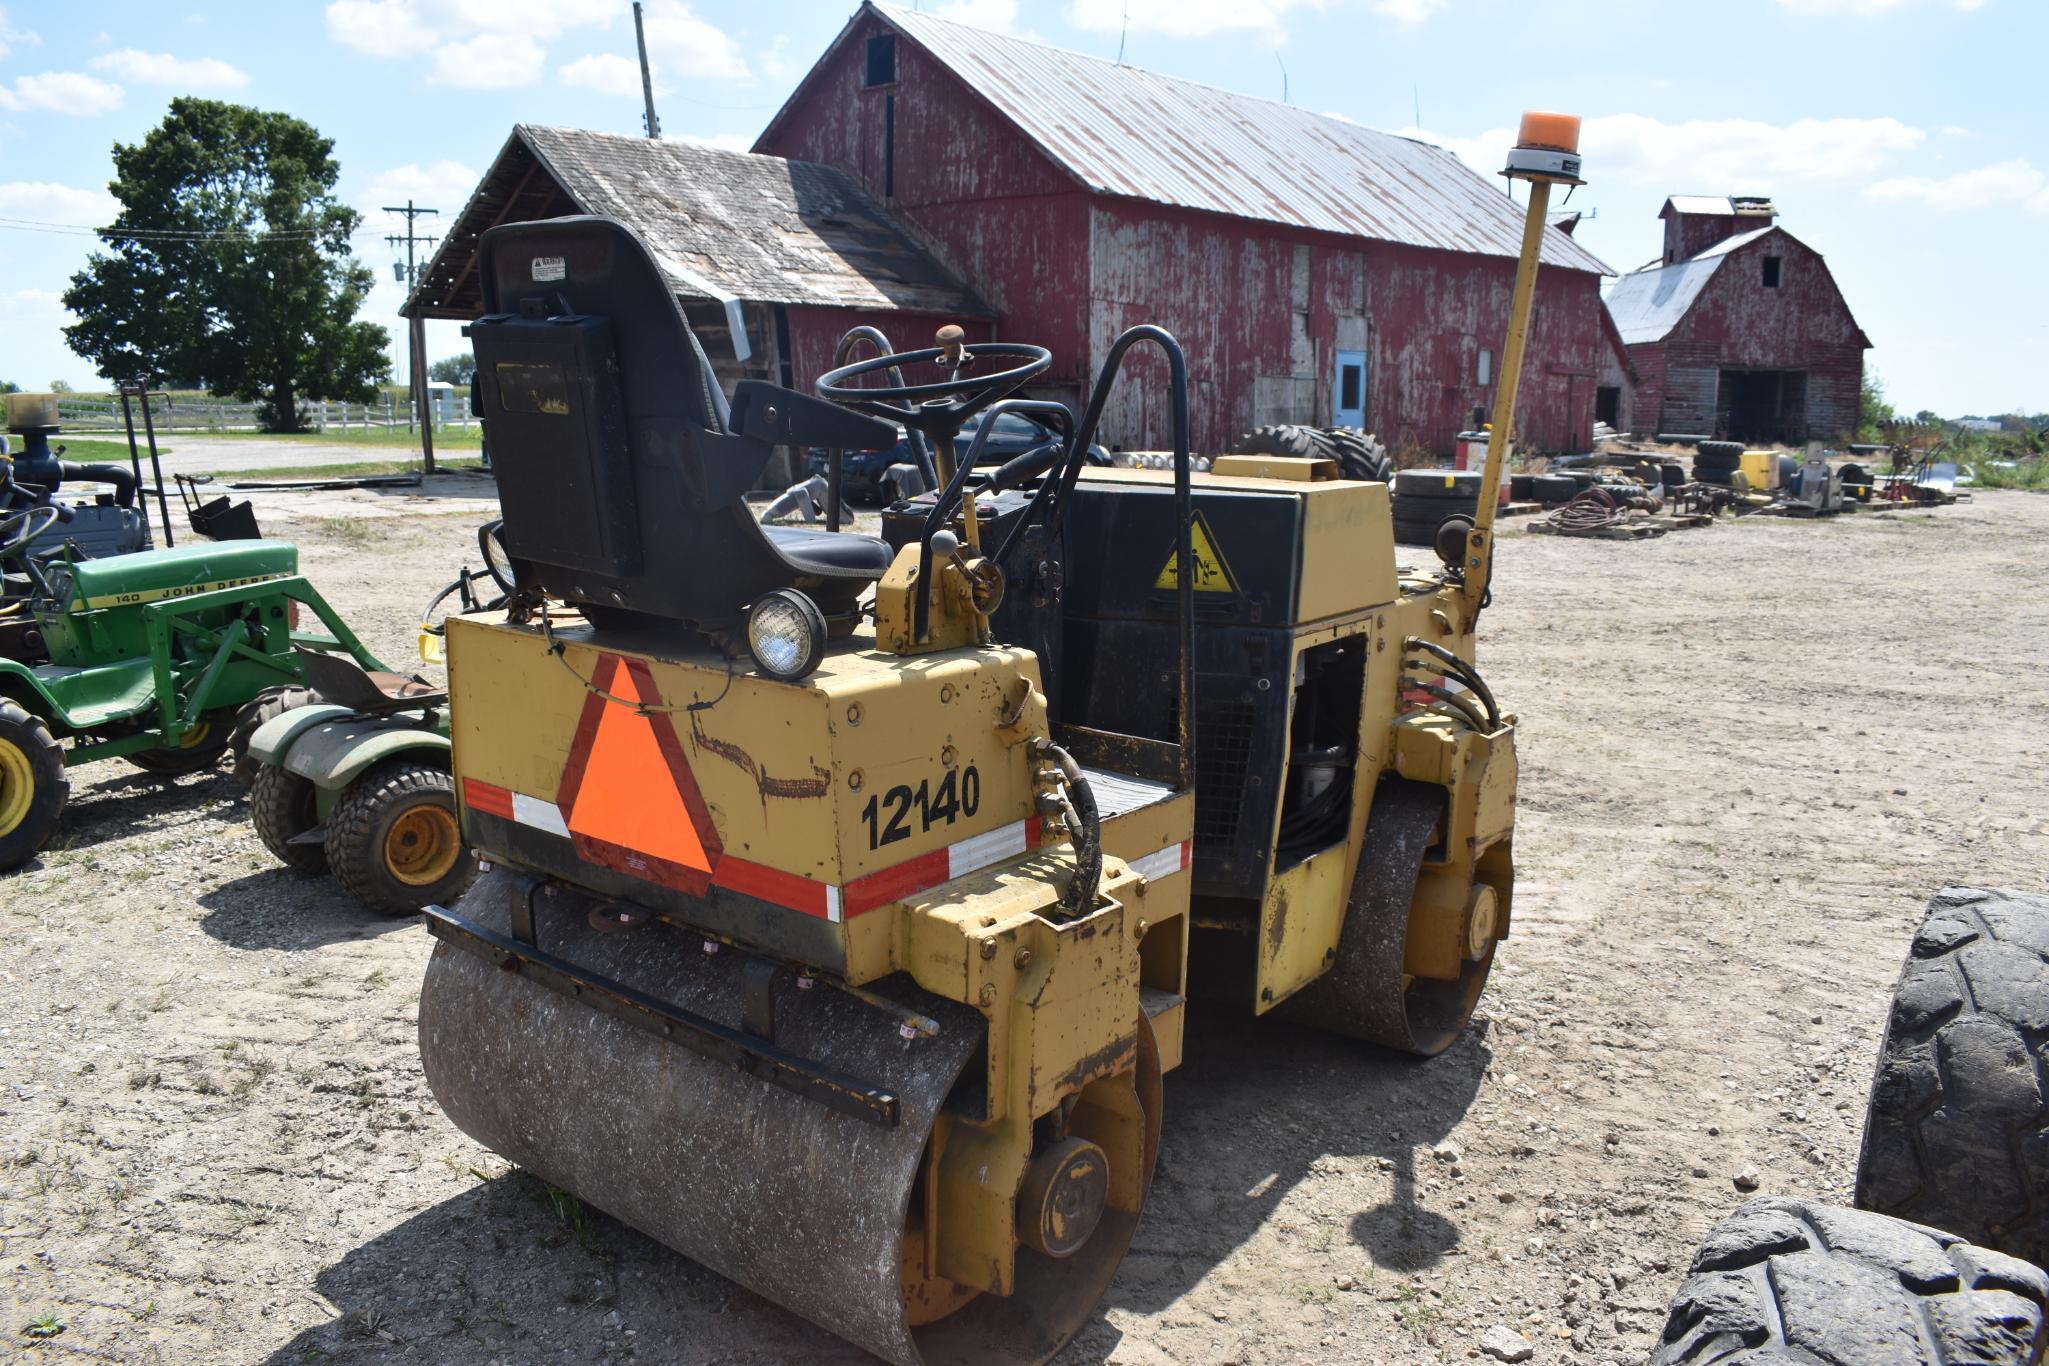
1,0,2042,417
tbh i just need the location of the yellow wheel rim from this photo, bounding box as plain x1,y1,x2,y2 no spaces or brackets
0,736,34,839
384,801,462,886
174,720,213,751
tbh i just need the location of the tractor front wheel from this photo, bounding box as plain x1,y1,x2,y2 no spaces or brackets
0,700,67,872
123,712,233,777
327,760,475,914
250,762,328,875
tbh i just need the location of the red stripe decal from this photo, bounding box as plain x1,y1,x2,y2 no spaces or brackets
463,778,515,821
570,832,714,898
713,856,831,918
842,848,950,918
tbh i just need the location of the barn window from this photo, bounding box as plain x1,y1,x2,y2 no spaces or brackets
1762,255,1782,288
865,34,897,86
1339,363,1362,410
1477,348,1493,386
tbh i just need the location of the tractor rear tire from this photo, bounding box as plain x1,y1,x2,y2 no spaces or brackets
1854,888,2049,1263
1325,427,1392,482
250,762,328,875
1697,439,1745,462
1649,1195,2047,1366
0,700,67,872
1234,423,1337,462
227,686,320,787
1532,474,1579,504
1392,516,1446,547
327,759,475,915
123,711,233,777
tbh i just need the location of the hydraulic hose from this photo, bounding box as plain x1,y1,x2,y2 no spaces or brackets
1404,637,1499,729
1042,741,1101,918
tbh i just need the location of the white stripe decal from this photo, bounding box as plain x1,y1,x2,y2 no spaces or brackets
512,792,570,839
947,820,1029,880
824,885,842,924
1128,841,1190,883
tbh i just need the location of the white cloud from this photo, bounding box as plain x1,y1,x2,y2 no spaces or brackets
932,0,1021,33
666,130,751,153
11,287,63,311
1369,0,1443,22
325,0,429,59
89,48,250,89
1774,0,1983,12
1065,0,1308,39
327,0,622,58
0,71,125,116
1412,113,1925,190
0,180,121,225
430,31,545,87
0,7,39,61
559,51,638,92
360,158,482,215
637,1,747,80
1867,159,2049,212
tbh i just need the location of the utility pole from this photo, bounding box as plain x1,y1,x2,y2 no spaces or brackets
634,2,661,139
384,198,441,474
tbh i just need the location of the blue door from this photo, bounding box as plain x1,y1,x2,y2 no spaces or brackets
1333,349,1366,428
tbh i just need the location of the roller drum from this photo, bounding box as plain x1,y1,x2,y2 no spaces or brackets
418,869,977,1364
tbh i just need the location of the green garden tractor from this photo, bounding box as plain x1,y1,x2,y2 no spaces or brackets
0,522,388,871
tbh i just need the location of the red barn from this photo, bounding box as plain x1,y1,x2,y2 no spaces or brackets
1604,197,1869,442
755,2,1614,458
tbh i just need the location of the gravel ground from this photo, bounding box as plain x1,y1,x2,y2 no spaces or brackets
2,488,2045,1365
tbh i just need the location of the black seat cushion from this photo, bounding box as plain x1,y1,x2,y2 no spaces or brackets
764,527,895,578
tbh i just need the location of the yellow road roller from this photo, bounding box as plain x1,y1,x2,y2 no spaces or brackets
418,112,1579,1364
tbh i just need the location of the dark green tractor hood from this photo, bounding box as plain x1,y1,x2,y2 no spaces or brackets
66,540,298,611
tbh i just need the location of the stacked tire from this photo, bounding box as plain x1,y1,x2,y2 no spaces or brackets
1692,439,1745,487
1390,468,1481,546
1649,888,2049,1365
1233,424,1391,483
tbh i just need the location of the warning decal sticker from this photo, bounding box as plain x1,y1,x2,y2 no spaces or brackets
1153,510,1240,595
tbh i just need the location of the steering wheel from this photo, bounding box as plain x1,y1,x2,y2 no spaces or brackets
816,340,1051,439
0,506,60,563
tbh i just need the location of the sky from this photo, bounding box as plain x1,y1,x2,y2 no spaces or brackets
1,0,2043,418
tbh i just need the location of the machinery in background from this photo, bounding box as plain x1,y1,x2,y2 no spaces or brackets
408,110,1572,1366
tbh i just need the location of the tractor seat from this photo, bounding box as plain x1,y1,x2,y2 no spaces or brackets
762,527,895,578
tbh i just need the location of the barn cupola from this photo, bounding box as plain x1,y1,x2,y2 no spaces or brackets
1660,195,1777,264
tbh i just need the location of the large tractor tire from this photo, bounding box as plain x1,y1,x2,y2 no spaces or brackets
227,686,319,786
1650,1195,2047,1365
1235,424,1390,482
327,759,475,914
123,710,233,777
1855,888,2049,1263
250,762,328,875
0,700,67,872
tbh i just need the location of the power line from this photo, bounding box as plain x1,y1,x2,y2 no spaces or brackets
0,215,331,241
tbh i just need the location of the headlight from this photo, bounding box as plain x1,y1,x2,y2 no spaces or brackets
477,519,515,594
746,589,827,681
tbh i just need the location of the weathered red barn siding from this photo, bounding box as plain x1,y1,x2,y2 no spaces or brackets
762,5,1609,457
782,306,995,398
1626,230,1865,441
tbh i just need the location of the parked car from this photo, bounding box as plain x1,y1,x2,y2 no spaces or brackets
806,408,1109,504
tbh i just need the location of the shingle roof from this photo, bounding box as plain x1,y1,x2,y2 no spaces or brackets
403,125,987,321
1603,226,1777,344
772,2,1610,276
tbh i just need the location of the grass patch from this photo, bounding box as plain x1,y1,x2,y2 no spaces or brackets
308,517,391,547
1970,459,2049,491
219,458,487,482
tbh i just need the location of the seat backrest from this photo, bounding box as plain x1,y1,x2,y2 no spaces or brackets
468,215,889,629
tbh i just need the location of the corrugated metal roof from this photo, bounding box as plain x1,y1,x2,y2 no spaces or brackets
1602,226,1777,344
405,125,986,319
868,3,1611,276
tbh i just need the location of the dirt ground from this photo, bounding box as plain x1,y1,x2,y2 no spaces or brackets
4,487,2046,1365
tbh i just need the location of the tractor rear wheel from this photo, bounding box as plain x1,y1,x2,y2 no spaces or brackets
0,700,67,872
250,762,328,875
227,686,319,786
1237,423,1390,481
1650,1195,2047,1366
327,759,474,914
1855,888,2049,1263
123,711,233,777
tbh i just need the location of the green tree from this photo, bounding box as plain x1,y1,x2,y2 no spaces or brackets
47,380,73,393
0,382,19,395
1858,370,1895,441
427,352,475,385
62,98,389,432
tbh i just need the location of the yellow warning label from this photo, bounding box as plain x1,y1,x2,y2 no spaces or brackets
1154,511,1239,594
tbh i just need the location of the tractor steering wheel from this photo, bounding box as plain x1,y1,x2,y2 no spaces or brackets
0,506,60,564
816,341,1051,439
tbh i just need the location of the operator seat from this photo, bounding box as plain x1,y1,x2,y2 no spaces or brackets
467,215,898,630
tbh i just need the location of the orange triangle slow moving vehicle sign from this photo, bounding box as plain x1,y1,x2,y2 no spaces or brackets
556,654,723,895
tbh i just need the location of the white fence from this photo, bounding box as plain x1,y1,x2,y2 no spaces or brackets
52,393,474,435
